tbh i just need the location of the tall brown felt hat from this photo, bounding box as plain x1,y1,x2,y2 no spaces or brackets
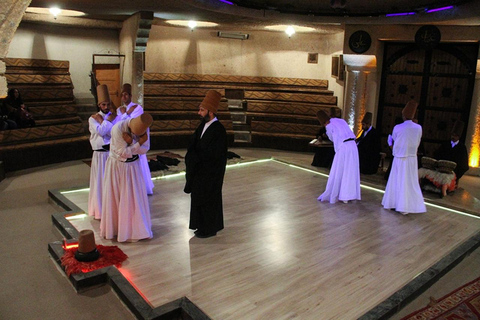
316,110,330,126
75,229,100,262
451,120,464,136
96,84,110,105
129,113,153,135
402,100,418,119
121,83,132,95
200,90,222,114
361,112,372,125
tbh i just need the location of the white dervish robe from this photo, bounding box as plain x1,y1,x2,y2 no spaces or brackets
382,120,426,213
318,118,361,203
117,102,154,195
87,111,115,219
100,119,152,242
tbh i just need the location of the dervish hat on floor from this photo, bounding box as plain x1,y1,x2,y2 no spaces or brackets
361,112,372,125
121,83,132,95
96,84,110,105
451,120,465,136
129,113,153,135
200,90,222,114
316,110,330,126
75,229,100,262
402,100,418,119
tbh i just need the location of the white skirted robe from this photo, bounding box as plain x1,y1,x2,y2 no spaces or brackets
318,118,361,203
100,119,152,242
87,111,115,219
117,102,154,195
382,120,426,214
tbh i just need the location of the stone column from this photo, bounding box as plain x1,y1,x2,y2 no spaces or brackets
465,63,480,174
0,0,31,97
133,52,144,105
342,55,377,135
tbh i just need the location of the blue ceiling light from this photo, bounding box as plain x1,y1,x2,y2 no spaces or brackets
426,5,454,13
385,12,416,17
218,0,234,4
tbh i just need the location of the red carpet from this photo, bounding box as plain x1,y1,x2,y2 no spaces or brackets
401,275,480,319
61,245,128,277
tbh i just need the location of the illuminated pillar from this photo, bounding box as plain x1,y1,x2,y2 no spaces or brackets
466,63,480,173
342,55,377,134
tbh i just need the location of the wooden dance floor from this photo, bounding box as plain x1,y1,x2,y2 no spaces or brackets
58,148,480,319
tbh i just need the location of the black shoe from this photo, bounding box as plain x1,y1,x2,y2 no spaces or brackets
195,232,217,238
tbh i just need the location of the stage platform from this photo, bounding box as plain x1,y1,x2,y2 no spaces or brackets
48,148,480,319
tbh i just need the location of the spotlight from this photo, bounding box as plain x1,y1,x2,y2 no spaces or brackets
49,7,61,19
188,20,197,31
285,26,295,37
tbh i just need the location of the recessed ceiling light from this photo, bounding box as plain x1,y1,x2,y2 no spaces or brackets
165,20,218,28
285,26,296,37
265,24,316,33
26,7,85,17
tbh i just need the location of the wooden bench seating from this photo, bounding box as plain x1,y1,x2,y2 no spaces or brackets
1,58,90,172
0,123,90,172
144,72,338,151
144,77,235,149
246,99,337,152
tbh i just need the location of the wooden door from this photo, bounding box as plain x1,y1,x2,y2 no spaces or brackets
376,42,478,157
92,64,121,108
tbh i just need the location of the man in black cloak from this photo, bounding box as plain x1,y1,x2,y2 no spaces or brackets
356,112,381,174
434,120,469,186
184,90,227,238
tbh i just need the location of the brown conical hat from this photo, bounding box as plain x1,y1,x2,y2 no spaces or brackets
200,90,222,114
451,120,464,136
361,112,372,125
121,83,132,95
129,113,153,135
96,84,110,105
316,110,330,126
77,229,97,253
402,100,418,119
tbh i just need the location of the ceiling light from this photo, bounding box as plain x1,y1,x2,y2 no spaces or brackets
218,0,234,4
188,20,197,30
26,7,85,17
217,32,249,40
165,20,218,28
385,12,416,17
426,6,454,13
265,25,316,33
285,26,295,37
49,7,62,19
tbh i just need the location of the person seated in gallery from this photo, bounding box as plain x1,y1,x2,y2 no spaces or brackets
433,120,469,186
2,88,35,128
0,104,18,130
356,112,381,174
310,107,338,168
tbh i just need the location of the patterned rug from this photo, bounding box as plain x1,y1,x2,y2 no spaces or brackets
401,276,480,319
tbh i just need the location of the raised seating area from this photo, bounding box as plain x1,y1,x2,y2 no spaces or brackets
144,75,234,149
0,58,90,172
144,73,337,151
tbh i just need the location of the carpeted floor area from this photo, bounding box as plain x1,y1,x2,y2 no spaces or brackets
400,275,480,319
